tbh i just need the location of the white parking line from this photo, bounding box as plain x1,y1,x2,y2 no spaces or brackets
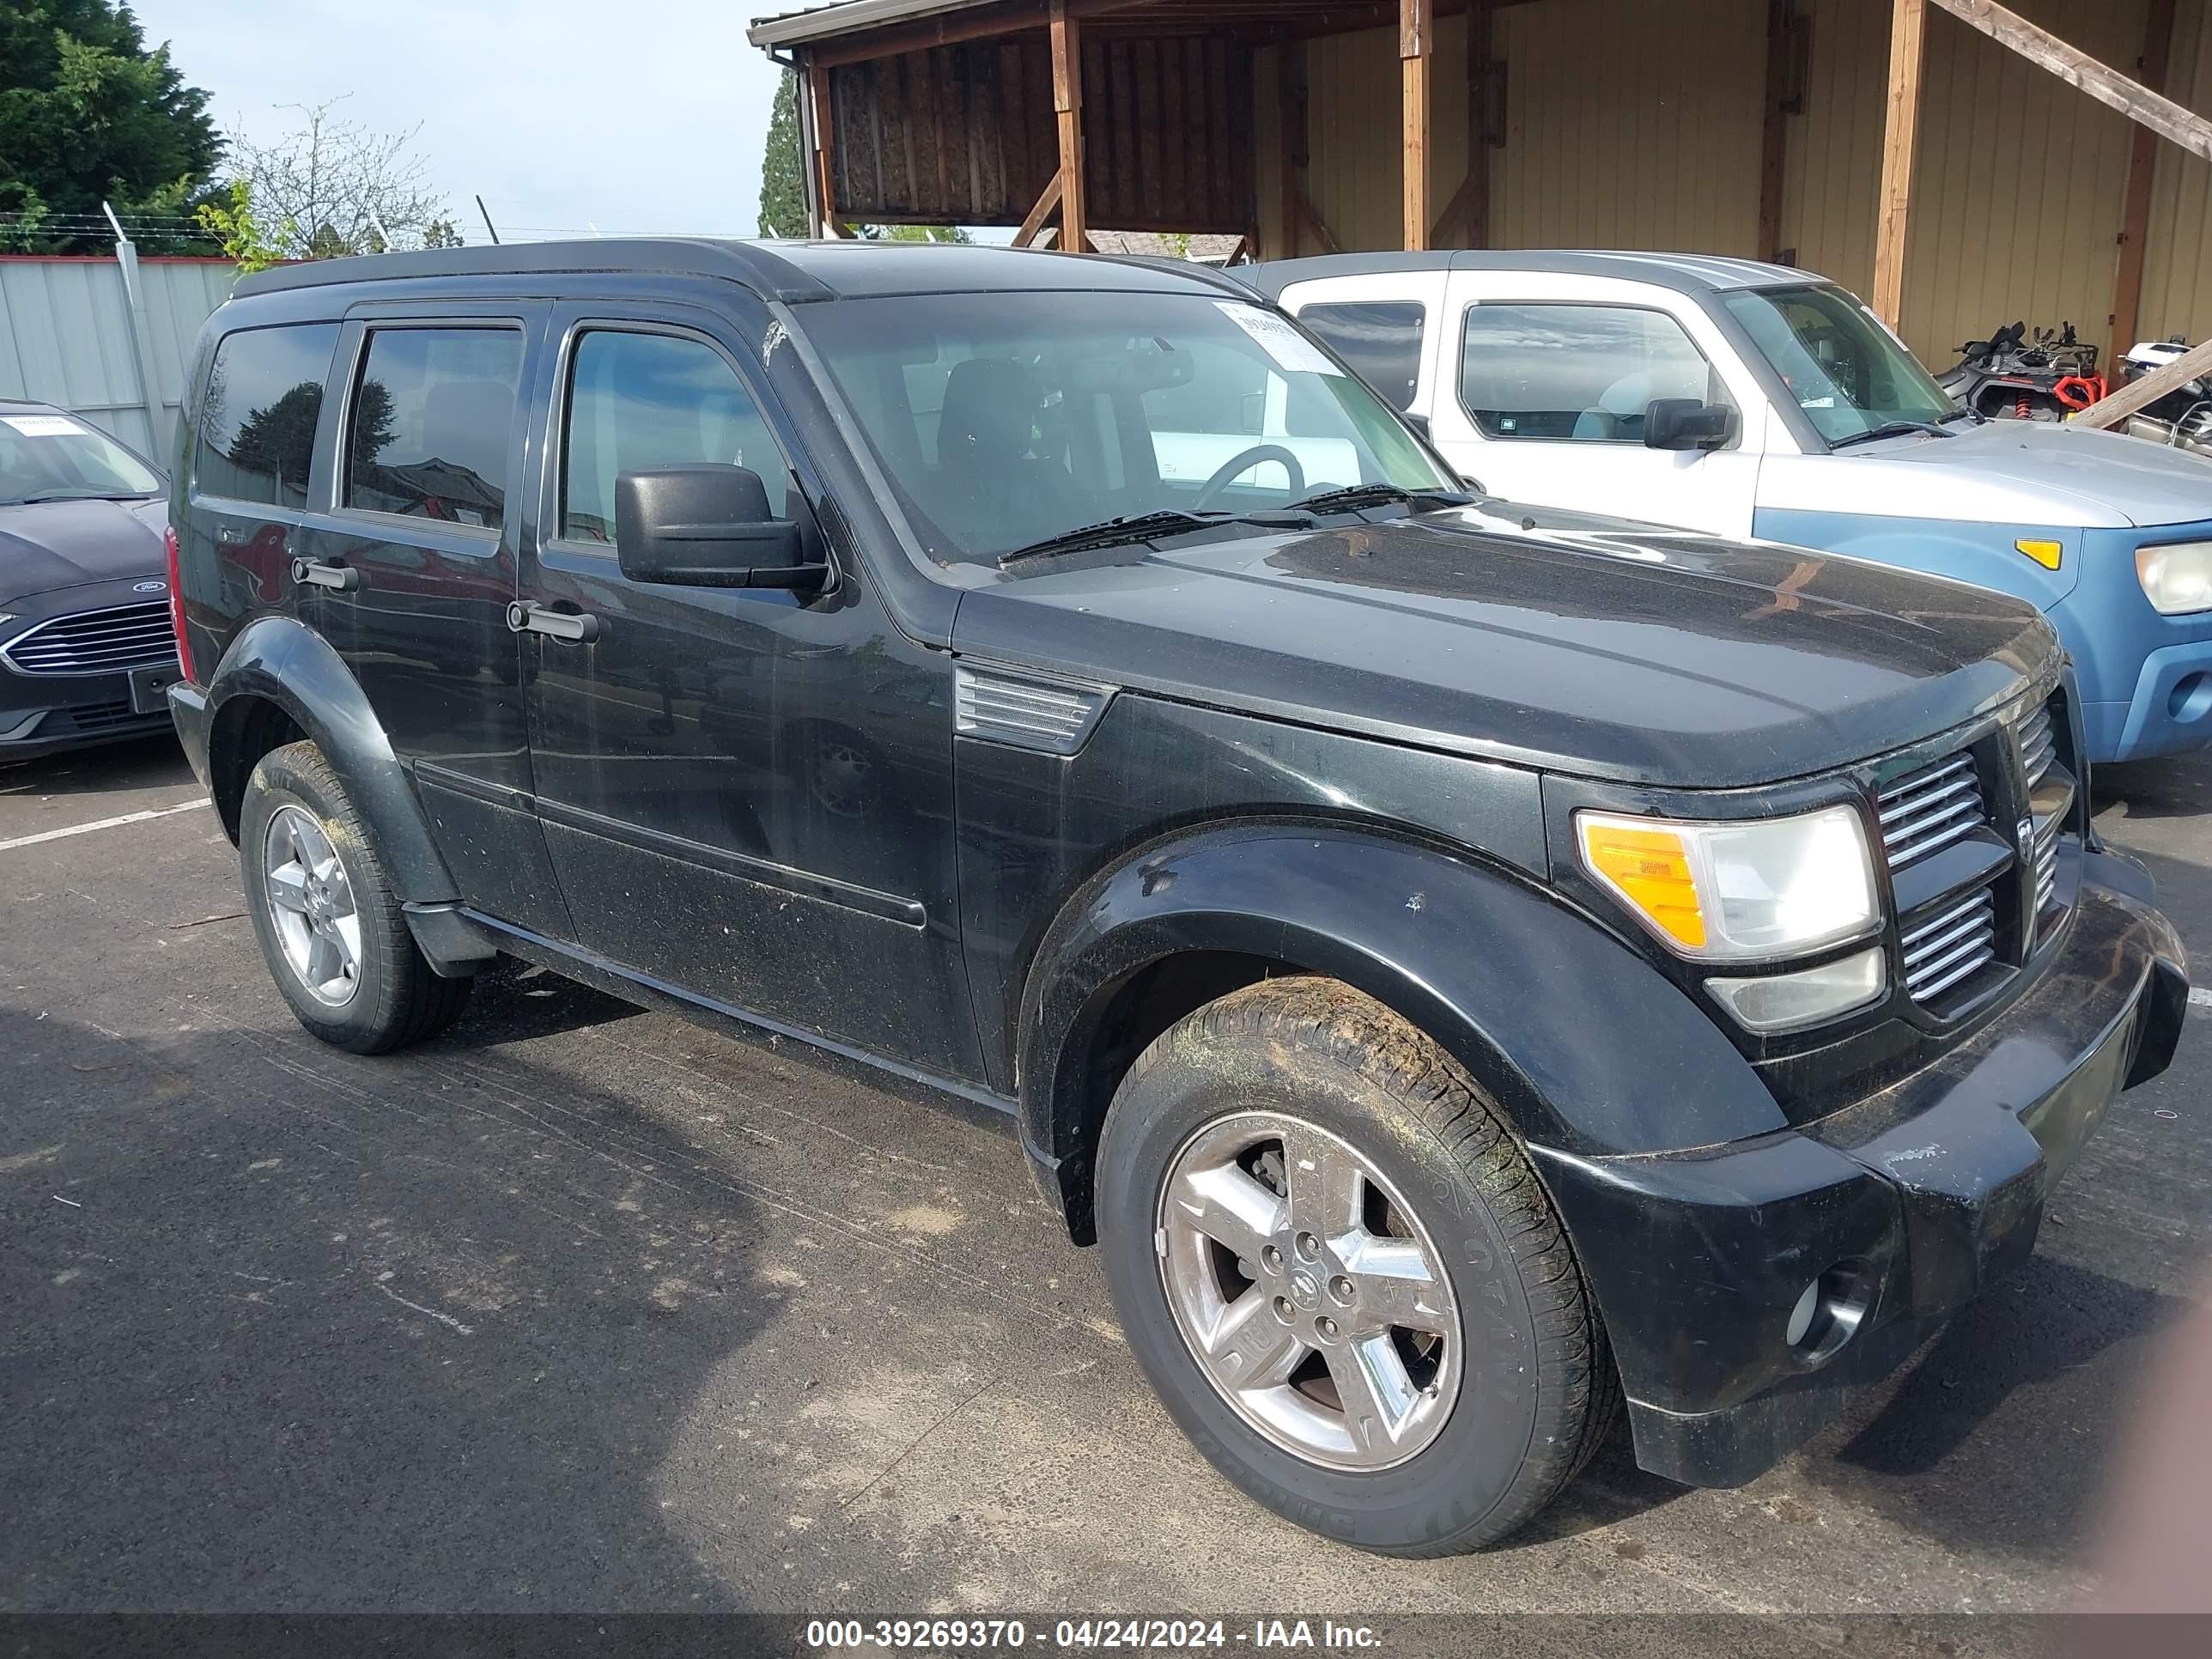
0,798,210,853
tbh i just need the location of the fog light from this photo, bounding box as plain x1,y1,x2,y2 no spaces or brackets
1785,1280,1820,1346
1706,946,1886,1034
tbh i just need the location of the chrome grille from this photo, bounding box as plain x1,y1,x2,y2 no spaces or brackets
2032,818,2060,914
1902,887,1997,1003
1878,753,1986,868
2017,702,2056,785
3,603,175,675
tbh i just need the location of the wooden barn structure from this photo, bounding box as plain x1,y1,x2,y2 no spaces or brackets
749,0,2212,371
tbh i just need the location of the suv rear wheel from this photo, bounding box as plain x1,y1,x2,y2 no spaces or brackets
240,740,471,1053
1095,977,1618,1554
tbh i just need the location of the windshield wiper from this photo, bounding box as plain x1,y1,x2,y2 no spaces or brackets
7,490,155,506
999,507,1310,568
1831,419,1957,449
1285,482,1476,515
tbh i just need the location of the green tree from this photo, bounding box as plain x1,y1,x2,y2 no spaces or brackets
0,1,223,253
757,69,807,239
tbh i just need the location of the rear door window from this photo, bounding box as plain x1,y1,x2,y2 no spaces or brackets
343,326,525,530
1297,301,1427,411
558,327,791,545
1459,302,1727,441
195,324,342,506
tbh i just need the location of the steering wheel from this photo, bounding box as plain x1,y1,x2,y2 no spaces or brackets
1193,443,1305,510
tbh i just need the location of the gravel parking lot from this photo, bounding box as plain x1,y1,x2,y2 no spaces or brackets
3,734,2207,1621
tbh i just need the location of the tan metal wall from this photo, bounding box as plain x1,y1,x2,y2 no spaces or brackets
1781,0,2148,366
2137,1,2212,351
1285,1,1767,259
1488,0,1766,254
1264,0,2181,371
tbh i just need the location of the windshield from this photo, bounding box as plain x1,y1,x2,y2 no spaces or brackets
1721,285,1958,445
796,290,1452,568
0,410,163,506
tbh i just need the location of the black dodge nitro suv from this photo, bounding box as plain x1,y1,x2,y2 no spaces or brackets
164,240,2186,1555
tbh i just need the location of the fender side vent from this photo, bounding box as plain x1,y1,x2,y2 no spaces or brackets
954,666,1110,755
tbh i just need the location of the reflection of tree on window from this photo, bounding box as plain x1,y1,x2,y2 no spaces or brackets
195,324,342,507
222,381,331,501
343,328,523,530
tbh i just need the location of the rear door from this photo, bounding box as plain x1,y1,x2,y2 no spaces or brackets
294,304,574,939
1428,271,1765,536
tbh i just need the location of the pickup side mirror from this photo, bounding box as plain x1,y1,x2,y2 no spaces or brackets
614,464,828,591
1644,398,1736,452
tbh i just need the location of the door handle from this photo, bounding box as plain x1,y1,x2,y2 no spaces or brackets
290,556,361,592
507,600,600,644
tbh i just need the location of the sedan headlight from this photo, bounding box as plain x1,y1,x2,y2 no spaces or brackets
1576,805,1878,962
2136,540,2212,615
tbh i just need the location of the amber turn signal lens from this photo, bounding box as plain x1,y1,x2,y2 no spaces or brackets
2015,539,2063,571
1577,820,1707,949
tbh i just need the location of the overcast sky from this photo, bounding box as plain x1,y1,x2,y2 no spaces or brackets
131,0,791,240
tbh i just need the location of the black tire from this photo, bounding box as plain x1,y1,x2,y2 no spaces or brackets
1096,977,1620,1555
239,740,471,1054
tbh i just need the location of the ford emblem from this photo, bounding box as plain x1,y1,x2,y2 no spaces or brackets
133,580,167,593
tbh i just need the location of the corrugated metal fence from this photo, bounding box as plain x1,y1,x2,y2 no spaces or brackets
0,254,238,468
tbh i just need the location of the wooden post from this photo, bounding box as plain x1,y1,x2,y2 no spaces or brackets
1050,0,1088,252
2112,0,2177,354
1871,0,1927,328
1278,42,1304,258
1465,0,1491,248
807,61,843,239
1757,0,1793,262
1401,0,1434,251
1012,173,1064,249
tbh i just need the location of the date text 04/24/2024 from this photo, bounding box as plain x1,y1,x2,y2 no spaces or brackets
804,1619,1383,1650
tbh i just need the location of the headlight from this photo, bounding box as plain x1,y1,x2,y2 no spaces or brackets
1576,804,1878,962
1706,948,1887,1032
2136,540,2212,615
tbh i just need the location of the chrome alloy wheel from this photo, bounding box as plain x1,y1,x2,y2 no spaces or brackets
1156,1110,1462,1470
262,804,363,1008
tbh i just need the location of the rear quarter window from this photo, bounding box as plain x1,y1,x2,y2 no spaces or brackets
195,323,342,507
1296,301,1427,412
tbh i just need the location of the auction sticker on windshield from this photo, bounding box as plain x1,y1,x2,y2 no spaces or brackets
1214,302,1343,377
2,414,87,438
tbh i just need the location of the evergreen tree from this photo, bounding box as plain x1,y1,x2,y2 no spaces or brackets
0,1,222,252
757,70,807,239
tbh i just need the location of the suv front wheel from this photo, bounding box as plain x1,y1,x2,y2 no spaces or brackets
1095,977,1618,1554
239,740,471,1054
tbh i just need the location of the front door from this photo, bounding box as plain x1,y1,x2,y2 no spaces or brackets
1426,274,1765,538
514,300,979,1081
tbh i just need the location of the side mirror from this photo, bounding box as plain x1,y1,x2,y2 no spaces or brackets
614,465,828,591
1644,398,1735,452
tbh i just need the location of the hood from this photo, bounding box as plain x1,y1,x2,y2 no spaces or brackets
1760,421,2212,530
0,496,167,605
949,502,2054,788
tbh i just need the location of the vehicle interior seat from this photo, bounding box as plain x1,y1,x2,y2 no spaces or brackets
1572,371,1656,443
935,356,1100,556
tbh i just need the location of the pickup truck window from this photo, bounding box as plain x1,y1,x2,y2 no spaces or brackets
195,323,341,507
1721,284,1958,446
1459,302,1725,442
796,290,1448,569
343,326,523,532
1297,301,1426,412
560,329,790,544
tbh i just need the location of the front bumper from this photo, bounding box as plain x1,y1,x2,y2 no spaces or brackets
1534,856,2187,1487
2051,521,2212,763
